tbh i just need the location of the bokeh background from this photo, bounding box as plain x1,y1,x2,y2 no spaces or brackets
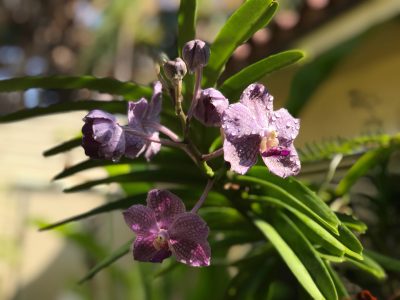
1,0,400,299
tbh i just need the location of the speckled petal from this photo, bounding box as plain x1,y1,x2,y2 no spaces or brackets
128,99,148,128
222,103,262,139
169,212,209,243
223,135,261,175
98,123,125,161
239,83,273,126
144,132,161,161
194,88,229,127
146,81,162,122
146,190,186,229
124,130,146,159
84,109,116,122
123,205,158,235
169,239,211,267
133,235,172,263
262,144,301,178
269,108,300,147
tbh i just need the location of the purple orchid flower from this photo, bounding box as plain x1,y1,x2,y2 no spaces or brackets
82,110,125,161
82,81,164,162
221,83,301,178
123,189,211,267
125,81,163,161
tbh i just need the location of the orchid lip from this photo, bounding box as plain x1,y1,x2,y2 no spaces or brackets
262,147,291,157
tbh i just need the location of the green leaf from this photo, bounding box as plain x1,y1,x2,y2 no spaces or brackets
335,224,363,260
336,147,390,196
345,253,386,280
203,0,277,86
249,195,345,257
271,211,337,300
43,137,81,157
219,50,304,100
0,76,151,99
199,207,252,231
324,262,349,298
285,37,360,116
335,213,367,233
238,171,340,233
39,193,147,231
0,100,127,123
79,239,133,283
178,0,197,55
63,164,202,193
254,218,325,300
364,250,400,273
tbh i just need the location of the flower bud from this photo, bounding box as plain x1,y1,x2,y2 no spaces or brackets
82,110,125,161
163,57,187,82
182,39,210,73
194,88,228,127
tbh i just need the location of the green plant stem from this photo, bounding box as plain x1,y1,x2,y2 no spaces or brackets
191,178,215,213
202,147,223,161
173,79,187,134
184,67,202,140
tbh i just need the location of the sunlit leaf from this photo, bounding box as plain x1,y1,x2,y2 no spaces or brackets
238,171,340,233
178,0,197,55
364,250,400,273
335,213,367,233
324,262,349,299
254,218,325,300
219,50,304,100
336,147,391,196
345,253,386,280
271,211,337,300
0,76,151,98
0,100,126,123
203,0,277,86
43,137,81,157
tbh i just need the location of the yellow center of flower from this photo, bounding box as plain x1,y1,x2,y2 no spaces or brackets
260,130,279,153
153,230,169,250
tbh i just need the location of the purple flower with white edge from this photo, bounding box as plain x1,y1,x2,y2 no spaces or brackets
82,110,125,161
123,189,211,266
194,88,229,127
125,81,163,161
221,83,301,178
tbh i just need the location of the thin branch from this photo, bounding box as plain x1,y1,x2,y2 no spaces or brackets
191,178,215,213
202,148,224,161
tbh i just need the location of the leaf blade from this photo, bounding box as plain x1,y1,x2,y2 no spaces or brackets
203,0,276,86
219,50,304,100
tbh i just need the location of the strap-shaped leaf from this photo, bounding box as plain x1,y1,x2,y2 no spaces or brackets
178,0,197,55
335,213,367,233
0,75,151,98
237,173,340,233
0,100,127,123
53,149,189,180
345,253,386,280
336,147,391,196
249,195,345,257
43,137,81,157
219,50,304,100
254,218,325,300
79,239,133,283
271,211,338,300
39,193,148,231
203,0,277,87
324,262,349,299
63,166,202,193
199,207,252,231
364,250,400,273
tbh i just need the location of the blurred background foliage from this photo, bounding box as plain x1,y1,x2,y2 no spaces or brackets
1,0,400,299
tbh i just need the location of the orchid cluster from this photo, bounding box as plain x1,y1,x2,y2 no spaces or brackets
81,39,301,267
